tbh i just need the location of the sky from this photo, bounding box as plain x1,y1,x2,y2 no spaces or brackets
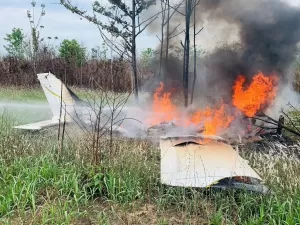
0,0,300,57
0,0,160,56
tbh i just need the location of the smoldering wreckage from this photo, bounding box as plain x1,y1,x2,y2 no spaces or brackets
13,72,296,194
14,0,300,194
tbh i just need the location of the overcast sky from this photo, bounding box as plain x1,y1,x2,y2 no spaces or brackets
0,0,299,57
0,0,159,56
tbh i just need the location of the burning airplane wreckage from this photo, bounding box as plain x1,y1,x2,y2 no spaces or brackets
14,0,300,193
12,70,298,194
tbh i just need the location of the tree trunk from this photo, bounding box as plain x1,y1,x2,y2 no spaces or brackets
132,0,139,102
191,1,197,104
111,47,114,91
183,0,191,107
165,0,170,66
159,0,165,78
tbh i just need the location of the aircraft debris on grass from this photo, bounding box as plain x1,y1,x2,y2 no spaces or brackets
13,72,141,136
13,72,269,193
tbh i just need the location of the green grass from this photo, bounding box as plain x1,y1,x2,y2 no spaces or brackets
0,85,101,102
0,86,46,102
0,85,149,105
1,88,300,224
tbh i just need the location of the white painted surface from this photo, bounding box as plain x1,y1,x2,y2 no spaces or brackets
37,72,76,122
160,136,262,187
13,119,60,130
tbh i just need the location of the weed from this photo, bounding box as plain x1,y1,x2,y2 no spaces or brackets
1,104,300,224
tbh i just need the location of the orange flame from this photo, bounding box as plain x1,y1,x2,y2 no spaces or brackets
149,84,234,135
148,82,178,125
189,103,234,135
232,72,278,117
149,72,278,136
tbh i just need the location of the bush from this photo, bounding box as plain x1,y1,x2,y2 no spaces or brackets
0,56,133,92
59,39,86,66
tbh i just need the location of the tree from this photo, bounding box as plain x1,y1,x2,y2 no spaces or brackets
60,0,157,102
91,43,109,60
182,0,192,107
156,0,184,77
180,0,202,107
59,39,86,66
3,28,26,58
26,1,48,76
141,48,154,68
190,5,203,105
27,1,46,55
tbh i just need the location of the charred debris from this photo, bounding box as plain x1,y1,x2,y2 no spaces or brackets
147,111,300,156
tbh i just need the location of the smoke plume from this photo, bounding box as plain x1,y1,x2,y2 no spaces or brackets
149,0,300,107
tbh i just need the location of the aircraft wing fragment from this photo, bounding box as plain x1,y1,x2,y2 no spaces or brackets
13,119,61,130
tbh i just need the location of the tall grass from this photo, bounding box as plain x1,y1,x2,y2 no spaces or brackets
1,112,300,224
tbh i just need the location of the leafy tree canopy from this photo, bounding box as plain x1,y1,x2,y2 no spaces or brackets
59,39,86,66
3,28,26,58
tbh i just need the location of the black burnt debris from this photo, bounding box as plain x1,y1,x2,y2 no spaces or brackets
147,121,177,138
145,113,300,156
229,113,300,157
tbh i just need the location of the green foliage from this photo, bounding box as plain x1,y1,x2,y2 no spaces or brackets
59,39,86,66
3,28,26,58
141,48,154,67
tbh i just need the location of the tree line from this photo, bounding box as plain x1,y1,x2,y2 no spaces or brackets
3,0,204,106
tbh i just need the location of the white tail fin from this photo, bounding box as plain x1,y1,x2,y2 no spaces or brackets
37,72,76,122
14,72,80,130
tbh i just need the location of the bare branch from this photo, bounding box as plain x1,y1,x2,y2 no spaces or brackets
169,23,181,36
180,40,185,48
245,114,300,137
163,1,185,26
156,34,162,43
191,0,202,12
196,27,203,35
136,10,162,28
281,110,300,133
136,15,158,37
161,0,185,16
169,24,193,39
91,10,131,60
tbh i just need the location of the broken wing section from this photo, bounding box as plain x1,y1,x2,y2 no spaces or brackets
160,135,262,188
13,119,60,130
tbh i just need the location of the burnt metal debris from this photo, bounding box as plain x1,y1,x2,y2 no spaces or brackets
146,113,300,157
